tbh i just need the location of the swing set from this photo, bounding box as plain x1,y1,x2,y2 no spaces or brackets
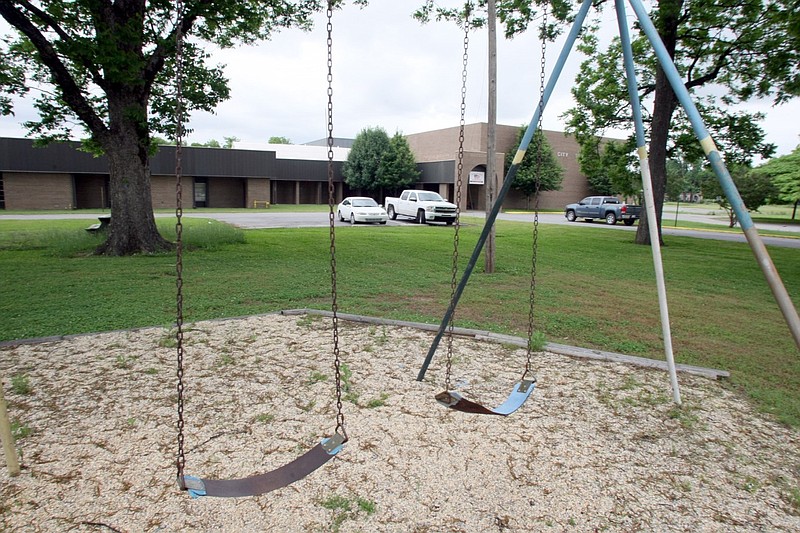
163,0,800,499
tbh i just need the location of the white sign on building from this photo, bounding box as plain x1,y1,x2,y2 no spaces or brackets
468,171,485,185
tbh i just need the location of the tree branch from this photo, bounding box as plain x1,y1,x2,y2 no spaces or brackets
13,0,108,91
0,1,109,139
142,0,212,93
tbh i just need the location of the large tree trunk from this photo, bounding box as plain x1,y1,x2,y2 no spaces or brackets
635,0,682,246
95,95,171,256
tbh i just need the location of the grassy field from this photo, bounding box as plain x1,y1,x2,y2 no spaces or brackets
0,216,798,426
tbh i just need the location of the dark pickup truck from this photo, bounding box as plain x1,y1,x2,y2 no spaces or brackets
564,196,641,226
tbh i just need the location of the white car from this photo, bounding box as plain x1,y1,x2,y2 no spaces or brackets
337,196,388,224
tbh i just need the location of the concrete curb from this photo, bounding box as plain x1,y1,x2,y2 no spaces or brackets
0,308,730,381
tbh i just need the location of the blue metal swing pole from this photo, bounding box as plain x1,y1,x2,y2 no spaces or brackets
417,0,595,381
616,0,681,404
627,0,800,350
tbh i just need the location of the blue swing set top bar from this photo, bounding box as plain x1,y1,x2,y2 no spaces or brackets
416,0,596,382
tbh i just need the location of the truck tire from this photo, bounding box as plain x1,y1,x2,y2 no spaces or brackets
624,218,636,226
566,210,577,222
387,205,397,220
605,212,617,225
416,209,426,224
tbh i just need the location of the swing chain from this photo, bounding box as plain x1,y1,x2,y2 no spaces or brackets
444,3,471,392
523,3,549,380
326,2,346,440
174,0,187,487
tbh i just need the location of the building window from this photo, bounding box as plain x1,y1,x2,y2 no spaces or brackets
194,178,207,208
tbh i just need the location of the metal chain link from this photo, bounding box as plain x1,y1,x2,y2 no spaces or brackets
523,4,549,381
444,5,471,392
174,0,186,489
326,3,346,440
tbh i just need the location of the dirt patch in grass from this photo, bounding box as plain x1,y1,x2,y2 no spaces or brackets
1,314,798,532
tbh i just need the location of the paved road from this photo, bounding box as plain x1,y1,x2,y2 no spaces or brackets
486,212,800,249
194,210,800,249
1,210,798,248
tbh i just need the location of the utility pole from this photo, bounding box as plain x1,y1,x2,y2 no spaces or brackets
485,0,497,273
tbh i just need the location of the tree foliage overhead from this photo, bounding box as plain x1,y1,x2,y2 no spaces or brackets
343,127,419,196
0,1,338,144
0,1,363,255
505,126,563,205
414,0,573,39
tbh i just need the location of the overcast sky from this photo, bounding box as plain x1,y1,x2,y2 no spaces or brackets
2,2,798,158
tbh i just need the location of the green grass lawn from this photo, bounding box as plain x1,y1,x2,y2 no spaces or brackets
1,217,798,426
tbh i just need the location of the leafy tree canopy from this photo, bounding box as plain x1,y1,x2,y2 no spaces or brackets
377,132,420,194
343,127,419,196
576,135,642,198
189,136,238,148
505,126,563,204
754,145,800,218
268,136,292,144
754,146,800,204
664,156,706,202
414,0,573,39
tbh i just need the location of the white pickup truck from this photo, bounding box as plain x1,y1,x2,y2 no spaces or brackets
384,190,458,225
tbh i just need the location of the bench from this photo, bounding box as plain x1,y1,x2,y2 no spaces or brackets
253,200,270,209
86,214,111,233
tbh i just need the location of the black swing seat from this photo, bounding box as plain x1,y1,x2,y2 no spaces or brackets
435,379,536,416
180,433,346,498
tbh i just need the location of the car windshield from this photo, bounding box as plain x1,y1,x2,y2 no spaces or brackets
418,192,444,202
352,198,378,207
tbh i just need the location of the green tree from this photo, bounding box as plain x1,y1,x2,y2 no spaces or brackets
505,126,563,208
563,0,797,245
665,156,705,202
577,136,641,198
700,165,778,227
754,146,800,219
268,136,292,144
342,127,391,194
376,133,420,195
191,139,222,148
0,1,362,255
188,137,237,148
